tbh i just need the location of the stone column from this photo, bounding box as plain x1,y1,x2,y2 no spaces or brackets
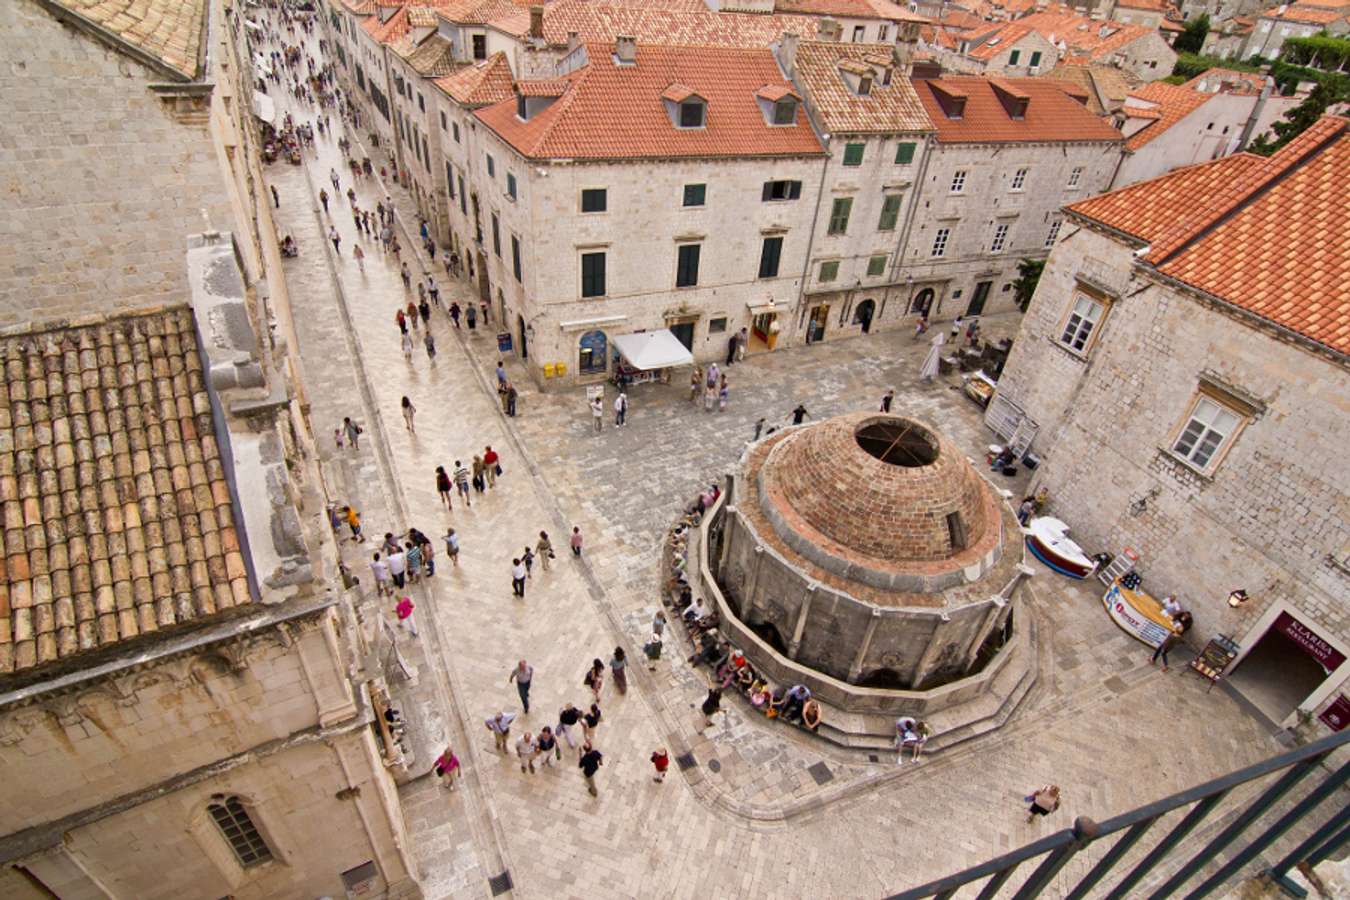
962,597,1008,674
847,607,884,682
788,584,817,660
908,611,952,688
717,505,737,577
741,545,767,622
295,612,359,727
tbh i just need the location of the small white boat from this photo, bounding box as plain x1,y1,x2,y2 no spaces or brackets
1025,517,1096,579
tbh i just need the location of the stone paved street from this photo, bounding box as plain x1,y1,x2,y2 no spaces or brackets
261,21,1294,899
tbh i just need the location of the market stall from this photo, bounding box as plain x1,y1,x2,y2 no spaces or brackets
610,330,693,387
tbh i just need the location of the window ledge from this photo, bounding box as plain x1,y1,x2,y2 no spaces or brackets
1154,448,1216,483
1045,336,1091,362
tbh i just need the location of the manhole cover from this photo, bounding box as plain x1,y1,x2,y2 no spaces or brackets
708,759,722,773
807,761,834,785
675,752,698,771
488,871,513,895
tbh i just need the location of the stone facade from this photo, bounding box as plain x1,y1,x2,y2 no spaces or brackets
991,219,1350,730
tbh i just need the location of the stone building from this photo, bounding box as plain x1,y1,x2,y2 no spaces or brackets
988,116,1350,731
901,74,1123,320
1243,0,1350,60
927,22,1063,76
702,412,1034,738
1016,5,1178,82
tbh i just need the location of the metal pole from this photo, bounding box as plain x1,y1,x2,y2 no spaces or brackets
1268,812,1350,898
974,863,1021,900
1104,793,1228,900
1066,818,1157,900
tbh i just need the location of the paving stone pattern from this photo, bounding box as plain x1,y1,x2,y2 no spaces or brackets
266,25,1290,899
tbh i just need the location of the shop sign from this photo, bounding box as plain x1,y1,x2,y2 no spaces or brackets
1318,695,1350,732
1273,612,1346,671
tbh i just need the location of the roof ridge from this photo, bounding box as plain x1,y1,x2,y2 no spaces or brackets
1147,116,1348,264
519,63,594,157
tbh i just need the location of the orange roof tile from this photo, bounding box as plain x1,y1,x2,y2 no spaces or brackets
0,308,250,675
434,52,515,107
775,0,929,21
1069,117,1350,356
913,75,1123,143
1184,68,1268,95
965,23,1037,60
1276,4,1345,24
1121,81,1212,150
487,0,821,48
794,41,932,134
44,0,206,79
474,43,826,160
1018,6,1157,60
363,6,411,43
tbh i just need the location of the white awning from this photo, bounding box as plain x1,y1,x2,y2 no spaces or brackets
244,19,264,32
253,91,276,124
746,299,783,313
612,330,694,371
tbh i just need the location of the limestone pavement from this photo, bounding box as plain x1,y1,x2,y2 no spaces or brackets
264,25,1289,899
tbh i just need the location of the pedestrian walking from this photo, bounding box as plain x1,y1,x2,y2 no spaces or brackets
330,168,340,191
466,304,477,330
406,301,420,330
613,391,628,428
609,647,628,694
453,460,471,506
536,727,558,766
1151,628,1183,672
719,381,729,412
736,327,748,361
650,748,669,783
319,187,329,213
791,404,809,425
505,384,517,417
401,396,416,432
510,557,527,597
434,746,462,790
395,595,417,637
508,660,534,713
570,526,583,556
726,330,739,365
583,659,604,702
653,610,667,639
590,396,604,431
582,703,603,743
1026,785,1062,823
485,711,515,753
536,531,553,570
423,331,436,361
395,308,408,333
401,330,414,361
690,367,702,402
521,547,535,578
496,360,508,387
400,261,411,290
444,528,460,566
484,446,499,486
421,536,436,578
557,703,582,749
387,546,408,589
699,684,722,730
370,552,392,596
515,732,539,774
270,184,279,208
329,226,341,254
343,416,362,449
353,243,365,272
642,631,663,669
753,417,767,441
880,388,895,413
435,466,453,509
404,541,423,584
578,743,603,797
418,298,431,327
345,506,365,542
472,455,486,493
449,302,461,328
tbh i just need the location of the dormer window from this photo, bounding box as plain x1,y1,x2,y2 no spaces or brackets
680,100,705,129
516,94,527,119
773,98,797,125
858,75,873,96
756,84,801,126
662,84,708,130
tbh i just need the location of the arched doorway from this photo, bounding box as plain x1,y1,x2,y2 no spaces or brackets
909,287,935,316
578,330,607,375
517,314,529,360
854,298,876,333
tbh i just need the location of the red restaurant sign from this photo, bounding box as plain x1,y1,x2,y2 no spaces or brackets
1320,695,1350,733
1273,612,1346,671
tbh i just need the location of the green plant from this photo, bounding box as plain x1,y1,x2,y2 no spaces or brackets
1171,51,1261,79
1249,79,1350,155
1174,14,1209,55
1013,259,1045,313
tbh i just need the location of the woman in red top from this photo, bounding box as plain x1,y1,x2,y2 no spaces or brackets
650,748,669,783
483,446,499,487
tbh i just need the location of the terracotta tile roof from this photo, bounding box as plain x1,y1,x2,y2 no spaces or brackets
1069,117,1350,355
487,0,821,48
434,52,516,106
793,41,932,134
391,33,460,76
1018,6,1155,60
1121,81,1211,150
474,43,826,160
1275,4,1345,24
1115,0,1170,10
0,308,250,676
1046,63,1139,115
775,0,930,20
1184,68,1267,95
44,0,206,80
913,74,1123,143
363,6,411,43
518,78,571,97
756,84,801,102
965,22,1036,59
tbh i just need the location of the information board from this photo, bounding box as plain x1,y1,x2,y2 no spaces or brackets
497,332,512,353
1189,634,1239,684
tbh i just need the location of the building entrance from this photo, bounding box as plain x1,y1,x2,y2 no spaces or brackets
1229,611,1345,724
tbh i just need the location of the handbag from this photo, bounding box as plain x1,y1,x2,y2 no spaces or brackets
495,464,503,476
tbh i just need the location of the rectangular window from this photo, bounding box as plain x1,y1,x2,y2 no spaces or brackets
453,122,461,143
458,175,466,214
1172,397,1241,469
1045,219,1062,248
512,235,522,282
422,137,430,172
852,25,865,41
1030,50,1043,67
828,197,852,235
418,93,425,113
1067,166,1083,188
867,254,887,276
486,154,495,178
516,94,527,119
990,223,1009,253
447,163,455,199
708,317,728,334
581,188,607,213
895,141,916,165
878,193,902,231
679,101,705,128
950,170,967,193
683,183,706,207
1059,294,1104,352
676,244,701,288
580,252,606,297
507,173,517,200
440,110,447,130
842,142,865,166
1009,49,1021,65
878,24,889,40
931,227,950,257
758,236,783,278
762,180,803,201
472,34,486,60
819,260,839,282
1011,167,1028,191
491,213,501,257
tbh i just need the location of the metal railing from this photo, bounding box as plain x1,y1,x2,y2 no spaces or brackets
887,729,1350,900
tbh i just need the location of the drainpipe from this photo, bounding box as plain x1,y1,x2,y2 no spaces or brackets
788,148,833,348
1237,76,1275,151
889,133,936,296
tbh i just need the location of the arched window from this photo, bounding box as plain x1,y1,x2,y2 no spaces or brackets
207,796,273,868
910,287,935,316
578,330,607,374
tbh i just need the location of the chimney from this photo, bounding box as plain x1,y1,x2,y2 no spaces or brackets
615,34,637,64
567,31,580,52
778,31,801,78
817,17,842,41
529,5,544,39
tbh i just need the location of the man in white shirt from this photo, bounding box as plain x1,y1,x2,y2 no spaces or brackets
590,396,603,432
511,558,527,598
613,391,628,428
485,711,515,752
369,553,391,596
387,547,407,589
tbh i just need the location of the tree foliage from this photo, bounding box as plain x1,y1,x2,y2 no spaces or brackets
1171,51,1261,80
1281,34,1350,73
1174,14,1210,55
1014,259,1046,313
1249,79,1350,155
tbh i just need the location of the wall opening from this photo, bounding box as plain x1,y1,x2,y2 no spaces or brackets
855,419,938,467
946,511,967,551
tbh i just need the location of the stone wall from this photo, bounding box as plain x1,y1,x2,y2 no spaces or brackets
0,0,234,328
